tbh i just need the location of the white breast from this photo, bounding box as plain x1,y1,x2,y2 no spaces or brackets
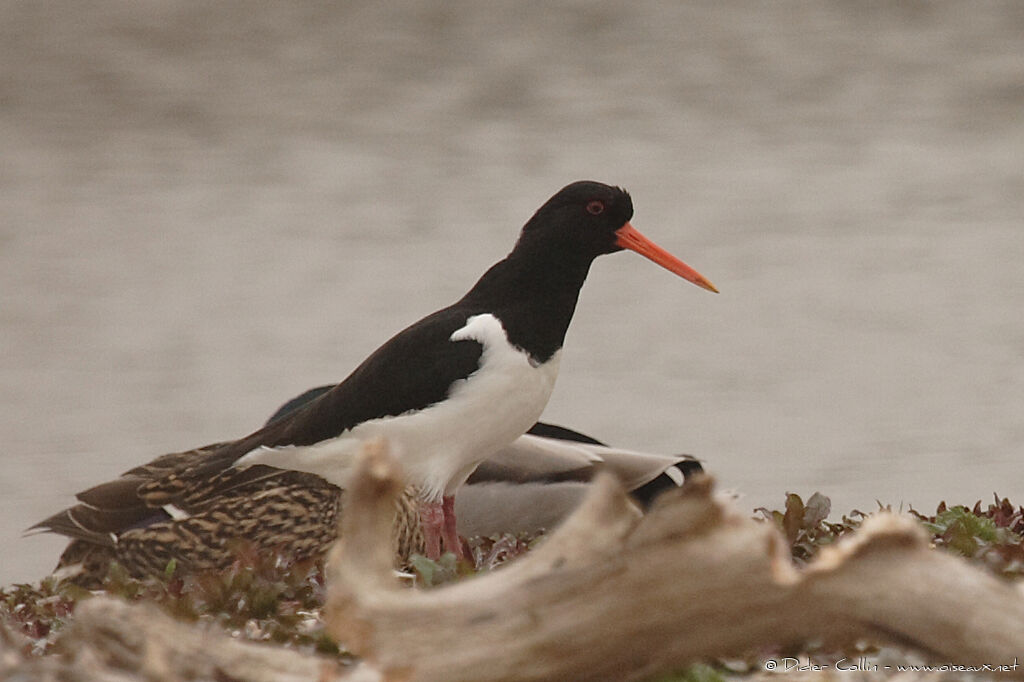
235,313,561,501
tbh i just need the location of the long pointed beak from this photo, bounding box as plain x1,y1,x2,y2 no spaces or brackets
614,222,719,293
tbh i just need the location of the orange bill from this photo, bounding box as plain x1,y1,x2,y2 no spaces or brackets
614,222,718,293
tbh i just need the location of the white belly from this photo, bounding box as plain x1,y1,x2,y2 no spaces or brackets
235,314,560,501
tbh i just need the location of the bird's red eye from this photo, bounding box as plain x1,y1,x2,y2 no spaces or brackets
586,200,604,215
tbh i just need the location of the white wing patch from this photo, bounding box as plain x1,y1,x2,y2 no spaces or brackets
450,313,510,346
664,465,685,486
161,503,190,521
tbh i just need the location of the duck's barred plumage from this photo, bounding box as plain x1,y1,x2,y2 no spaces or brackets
43,443,424,588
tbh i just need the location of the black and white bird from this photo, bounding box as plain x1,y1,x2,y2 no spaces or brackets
265,385,706,538
34,180,716,571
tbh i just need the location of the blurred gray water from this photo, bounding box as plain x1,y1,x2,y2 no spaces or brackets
2,1,1022,586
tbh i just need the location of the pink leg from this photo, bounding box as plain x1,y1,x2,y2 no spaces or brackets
419,499,443,560
441,495,465,560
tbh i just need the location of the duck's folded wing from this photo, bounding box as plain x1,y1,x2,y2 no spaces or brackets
27,443,288,544
471,434,700,491
469,433,603,484
459,438,704,536
580,445,701,491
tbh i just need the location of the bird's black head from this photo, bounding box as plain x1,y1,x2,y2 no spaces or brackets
513,180,718,292
461,180,715,361
514,181,634,258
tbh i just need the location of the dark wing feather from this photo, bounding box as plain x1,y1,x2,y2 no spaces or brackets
27,444,251,541
264,385,333,425
121,442,226,477
524,421,604,445
76,475,150,510
467,458,594,485
31,509,118,546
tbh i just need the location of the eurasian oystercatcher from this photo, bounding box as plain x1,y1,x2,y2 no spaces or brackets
33,180,715,575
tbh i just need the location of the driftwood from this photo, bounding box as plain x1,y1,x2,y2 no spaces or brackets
326,440,1024,681
4,439,1024,681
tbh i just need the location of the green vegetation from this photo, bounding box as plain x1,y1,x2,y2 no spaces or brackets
912,497,1024,577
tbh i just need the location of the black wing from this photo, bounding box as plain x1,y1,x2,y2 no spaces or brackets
264,385,334,425
191,305,485,473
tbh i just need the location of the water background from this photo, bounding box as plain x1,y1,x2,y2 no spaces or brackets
2,0,1022,585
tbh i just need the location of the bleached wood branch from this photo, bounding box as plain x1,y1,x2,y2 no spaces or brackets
325,440,1024,682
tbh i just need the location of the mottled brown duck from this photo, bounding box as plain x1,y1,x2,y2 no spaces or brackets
35,388,700,587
